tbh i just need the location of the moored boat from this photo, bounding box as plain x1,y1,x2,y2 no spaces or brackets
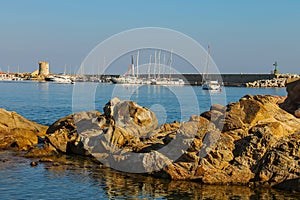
202,80,221,90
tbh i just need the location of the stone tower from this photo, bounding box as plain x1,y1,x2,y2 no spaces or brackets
38,61,49,76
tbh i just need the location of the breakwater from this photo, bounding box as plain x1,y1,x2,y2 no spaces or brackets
104,73,277,86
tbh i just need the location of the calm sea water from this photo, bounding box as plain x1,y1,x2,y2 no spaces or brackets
0,81,298,199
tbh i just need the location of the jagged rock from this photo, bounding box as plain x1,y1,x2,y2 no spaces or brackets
45,111,101,155
154,95,300,186
280,79,300,118
0,108,48,150
19,94,300,192
103,97,158,137
253,132,300,190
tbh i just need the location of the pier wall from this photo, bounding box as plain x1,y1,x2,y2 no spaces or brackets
102,73,276,86
183,73,276,86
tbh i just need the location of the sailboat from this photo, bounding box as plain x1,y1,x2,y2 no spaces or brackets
150,50,185,85
111,51,150,84
202,45,221,90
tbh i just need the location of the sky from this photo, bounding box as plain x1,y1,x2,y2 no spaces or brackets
0,0,299,74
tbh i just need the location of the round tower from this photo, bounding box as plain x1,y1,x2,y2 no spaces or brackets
38,61,49,76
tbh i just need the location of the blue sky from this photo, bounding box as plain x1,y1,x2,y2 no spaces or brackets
0,0,299,74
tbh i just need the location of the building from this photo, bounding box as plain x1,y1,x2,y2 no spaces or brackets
38,61,49,76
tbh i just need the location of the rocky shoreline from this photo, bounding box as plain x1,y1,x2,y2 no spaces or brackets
1,80,300,192
246,74,300,88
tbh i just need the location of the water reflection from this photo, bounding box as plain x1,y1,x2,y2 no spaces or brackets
41,155,299,200
0,151,299,199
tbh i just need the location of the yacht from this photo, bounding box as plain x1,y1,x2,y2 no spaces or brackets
202,80,221,90
52,75,74,84
151,78,185,85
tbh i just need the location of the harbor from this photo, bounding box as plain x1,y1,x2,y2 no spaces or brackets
1,70,299,87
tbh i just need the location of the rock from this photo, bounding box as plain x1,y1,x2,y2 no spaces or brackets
295,108,300,118
103,97,158,137
152,94,300,187
253,132,300,189
45,111,101,155
0,108,48,151
30,161,38,167
280,79,300,117
19,95,300,192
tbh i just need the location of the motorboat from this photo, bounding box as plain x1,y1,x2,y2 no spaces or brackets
151,78,185,85
202,80,221,90
52,75,73,84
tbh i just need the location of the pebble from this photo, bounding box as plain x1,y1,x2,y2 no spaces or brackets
30,161,38,167
294,109,300,118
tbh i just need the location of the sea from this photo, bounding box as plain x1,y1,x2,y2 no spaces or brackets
0,81,298,199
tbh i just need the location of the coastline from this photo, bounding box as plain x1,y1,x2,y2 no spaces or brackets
0,79,300,193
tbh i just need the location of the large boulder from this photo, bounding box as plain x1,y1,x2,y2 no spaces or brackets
280,79,300,117
103,97,158,137
44,110,101,155
0,108,48,150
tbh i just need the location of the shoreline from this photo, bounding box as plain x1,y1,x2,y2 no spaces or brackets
0,79,299,193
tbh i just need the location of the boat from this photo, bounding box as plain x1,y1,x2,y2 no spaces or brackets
112,52,149,85
202,80,221,90
151,78,185,85
150,50,185,86
52,75,74,84
111,75,141,84
202,45,221,90
0,72,23,81
45,75,55,81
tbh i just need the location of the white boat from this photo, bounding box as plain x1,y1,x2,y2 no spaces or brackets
112,52,151,85
111,75,139,84
11,76,23,81
0,72,22,81
201,45,221,90
52,75,73,84
150,50,185,86
151,78,185,85
202,80,221,90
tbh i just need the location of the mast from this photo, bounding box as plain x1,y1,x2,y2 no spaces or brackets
158,50,161,79
103,56,106,76
203,44,211,82
169,49,173,79
64,64,67,75
148,54,152,80
154,51,157,79
136,50,139,78
131,55,135,77
163,53,166,78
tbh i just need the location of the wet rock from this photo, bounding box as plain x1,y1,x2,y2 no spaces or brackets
0,108,48,151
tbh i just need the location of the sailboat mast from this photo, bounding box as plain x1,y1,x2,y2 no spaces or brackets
169,49,173,79
64,64,67,75
154,51,157,79
158,50,161,79
163,53,166,78
136,50,139,78
131,55,135,77
148,54,152,80
203,44,211,82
